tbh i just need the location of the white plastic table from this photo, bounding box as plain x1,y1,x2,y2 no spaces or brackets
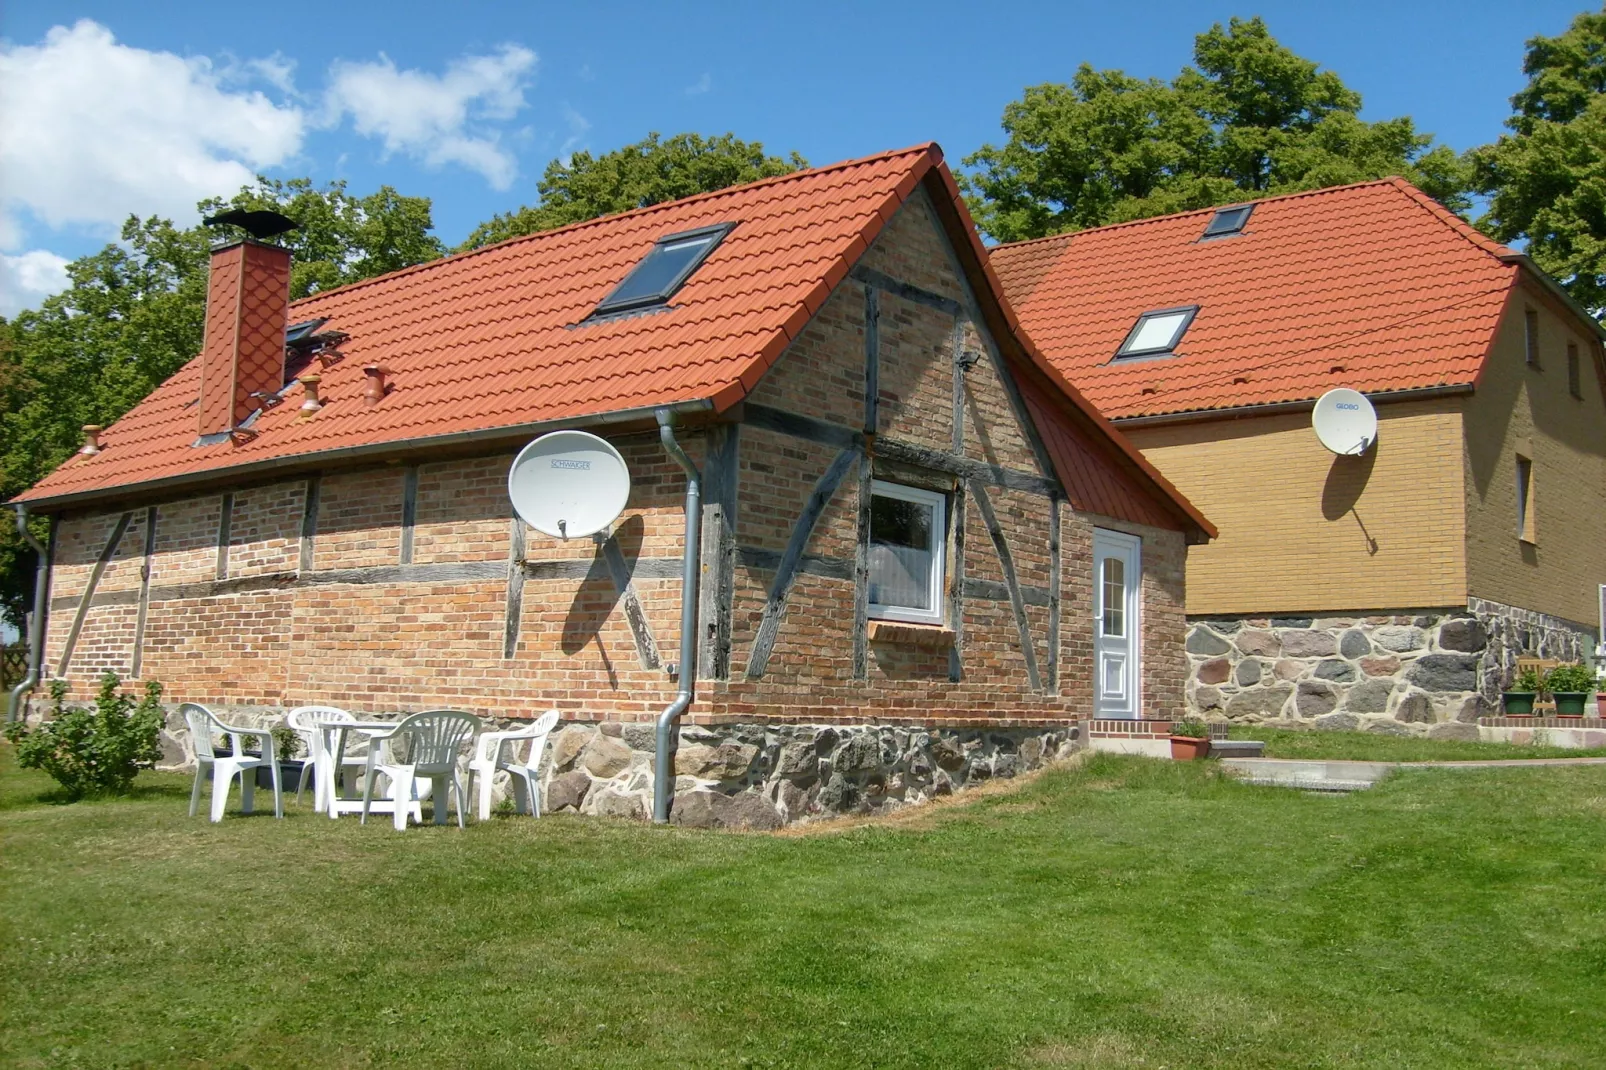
312,718,426,820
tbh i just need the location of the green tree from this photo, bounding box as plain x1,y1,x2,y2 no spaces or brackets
1469,7,1606,314
461,132,805,249
0,180,444,629
964,16,1469,242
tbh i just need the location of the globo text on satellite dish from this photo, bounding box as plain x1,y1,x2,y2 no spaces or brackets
508,430,632,540
1312,388,1378,456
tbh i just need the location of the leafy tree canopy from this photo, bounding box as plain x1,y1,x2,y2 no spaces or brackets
0,179,444,628
963,16,1470,242
461,132,806,249
1470,6,1606,313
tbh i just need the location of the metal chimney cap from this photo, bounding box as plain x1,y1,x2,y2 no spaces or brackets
203,208,299,242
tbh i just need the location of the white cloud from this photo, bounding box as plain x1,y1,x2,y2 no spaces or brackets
323,44,537,190
0,250,70,317
0,20,306,239
685,72,711,96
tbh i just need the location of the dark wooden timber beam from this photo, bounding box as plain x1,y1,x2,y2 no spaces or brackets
56,511,133,677
1047,498,1062,693
849,265,965,317
129,507,157,679
503,518,526,660
399,465,419,565
599,534,661,671
698,424,739,680
298,476,320,573
968,480,1042,692
214,493,233,580
743,404,1055,497
745,446,858,679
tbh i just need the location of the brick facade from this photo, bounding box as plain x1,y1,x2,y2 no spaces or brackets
38,191,1191,730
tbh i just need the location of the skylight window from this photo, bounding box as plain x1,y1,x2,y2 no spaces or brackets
592,223,735,317
285,318,328,346
1115,306,1198,359
1201,204,1253,239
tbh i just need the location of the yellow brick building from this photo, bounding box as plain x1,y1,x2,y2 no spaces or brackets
995,178,1606,728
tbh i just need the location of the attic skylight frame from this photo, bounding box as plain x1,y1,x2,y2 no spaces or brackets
1114,305,1199,360
1200,204,1253,240
589,222,737,318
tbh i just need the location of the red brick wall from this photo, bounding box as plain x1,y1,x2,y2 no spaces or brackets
40,189,1189,726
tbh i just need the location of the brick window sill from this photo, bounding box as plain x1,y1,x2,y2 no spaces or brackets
867,619,955,648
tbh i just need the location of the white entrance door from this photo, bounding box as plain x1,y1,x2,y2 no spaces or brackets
1093,529,1142,718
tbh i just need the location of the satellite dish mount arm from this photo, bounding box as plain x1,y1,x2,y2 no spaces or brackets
653,409,701,824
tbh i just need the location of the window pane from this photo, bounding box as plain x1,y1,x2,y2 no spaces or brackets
870,494,934,611
1101,556,1125,637
601,234,717,310
1126,312,1189,353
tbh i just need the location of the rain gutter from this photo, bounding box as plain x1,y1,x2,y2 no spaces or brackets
652,408,701,824
7,505,49,722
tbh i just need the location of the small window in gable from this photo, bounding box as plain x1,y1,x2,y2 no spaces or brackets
868,481,946,626
1524,308,1540,367
1201,204,1253,239
591,223,735,317
1516,454,1536,544
1568,342,1582,398
1116,306,1198,360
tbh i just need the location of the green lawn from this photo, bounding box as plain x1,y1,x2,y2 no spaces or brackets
1230,725,1606,762
3,746,1605,1069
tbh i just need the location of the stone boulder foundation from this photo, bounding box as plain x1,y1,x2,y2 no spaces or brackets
1184,600,1600,735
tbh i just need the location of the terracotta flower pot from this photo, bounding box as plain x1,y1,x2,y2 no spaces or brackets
1598,693,1606,719
1501,692,1537,716
1170,736,1211,760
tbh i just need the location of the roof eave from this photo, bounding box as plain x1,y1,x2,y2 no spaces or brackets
1111,382,1476,428
12,398,716,514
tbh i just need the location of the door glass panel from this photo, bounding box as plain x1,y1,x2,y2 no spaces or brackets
1101,556,1125,637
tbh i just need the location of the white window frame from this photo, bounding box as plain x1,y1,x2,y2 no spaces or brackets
867,480,947,626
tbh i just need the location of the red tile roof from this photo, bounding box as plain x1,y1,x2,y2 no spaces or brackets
991,178,1524,420
18,143,1210,540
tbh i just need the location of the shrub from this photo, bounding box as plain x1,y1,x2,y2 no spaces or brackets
272,723,300,760
1545,663,1597,694
3,674,166,800
1170,717,1211,739
1511,666,1543,693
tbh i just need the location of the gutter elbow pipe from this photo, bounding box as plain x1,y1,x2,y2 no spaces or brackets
8,505,48,723
654,408,701,824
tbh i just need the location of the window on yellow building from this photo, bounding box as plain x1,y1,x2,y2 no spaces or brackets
1515,454,1536,544
1568,342,1582,398
1524,308,1540,368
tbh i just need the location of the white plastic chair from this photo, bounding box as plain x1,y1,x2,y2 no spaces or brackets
285,705,364,804
182,703,283,823
467,710,561,821
360,710,480,830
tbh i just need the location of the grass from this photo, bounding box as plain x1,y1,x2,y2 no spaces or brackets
3,746,1605,1069
1230,725,1606,763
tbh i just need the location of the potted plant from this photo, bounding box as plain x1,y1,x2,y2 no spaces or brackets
1502,666,1542,717
255,724,305,790
1169,718,1212,760
1544,663,1596,719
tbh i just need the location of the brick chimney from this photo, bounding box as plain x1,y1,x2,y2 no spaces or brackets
197,239,291,437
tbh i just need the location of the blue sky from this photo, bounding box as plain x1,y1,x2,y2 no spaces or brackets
0,1,1589,315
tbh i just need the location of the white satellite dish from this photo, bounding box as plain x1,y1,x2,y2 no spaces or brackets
508,430,631,540
1312,388,1378,456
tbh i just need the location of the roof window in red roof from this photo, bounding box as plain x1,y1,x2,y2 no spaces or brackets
1201,203,1253,239
591,221,735,318
1115,305,1198,361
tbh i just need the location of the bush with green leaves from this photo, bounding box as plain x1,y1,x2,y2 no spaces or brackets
3,674,166,799
1170,718,1211,739
1545,663,1598,695
1511,667,1544,694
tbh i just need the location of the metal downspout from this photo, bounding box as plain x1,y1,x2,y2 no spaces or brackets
7,505,49,722
653,409,701,824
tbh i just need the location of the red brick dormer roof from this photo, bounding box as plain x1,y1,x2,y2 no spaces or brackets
17,145,1211,540
991,177,1537,421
